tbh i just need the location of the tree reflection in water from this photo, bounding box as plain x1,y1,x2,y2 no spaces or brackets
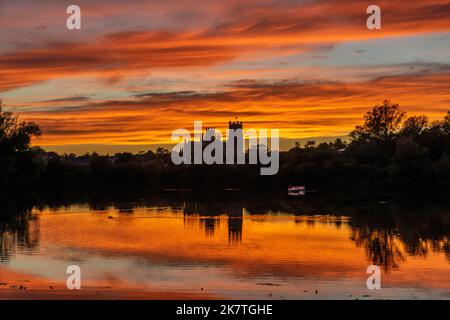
349,203,450,268
350,228,406,269
0,189,449,270
0,195,39,263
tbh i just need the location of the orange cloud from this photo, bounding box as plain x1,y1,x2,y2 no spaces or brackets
1,0,449,153
1,0,449,91
17,70,450,148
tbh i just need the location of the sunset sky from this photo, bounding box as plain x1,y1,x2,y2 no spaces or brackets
0,0,449,154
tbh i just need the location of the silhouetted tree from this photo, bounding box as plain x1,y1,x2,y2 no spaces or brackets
1,100,449,191
400,115,429,138
304,140,316,150
350,100,406,145
390,138,432,186
156,147,169,157
0,102,43,187
0,102,41,154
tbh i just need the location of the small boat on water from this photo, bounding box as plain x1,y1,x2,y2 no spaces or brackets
288,186,305,196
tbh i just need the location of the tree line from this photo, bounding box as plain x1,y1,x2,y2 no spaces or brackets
1,100,449,191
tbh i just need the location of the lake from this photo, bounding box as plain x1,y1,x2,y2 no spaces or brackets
0,189,449,299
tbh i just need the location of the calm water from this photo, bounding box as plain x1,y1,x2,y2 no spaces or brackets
1,190,449,299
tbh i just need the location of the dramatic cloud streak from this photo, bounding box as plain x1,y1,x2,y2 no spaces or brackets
1,0,449,152
19,70,450,147
1,0,449,91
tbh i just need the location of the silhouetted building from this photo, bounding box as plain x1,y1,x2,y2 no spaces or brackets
180,120,245,164
227,121,244,164
228,121,242,131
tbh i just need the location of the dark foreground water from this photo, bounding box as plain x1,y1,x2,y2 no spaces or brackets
0,189,449,299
